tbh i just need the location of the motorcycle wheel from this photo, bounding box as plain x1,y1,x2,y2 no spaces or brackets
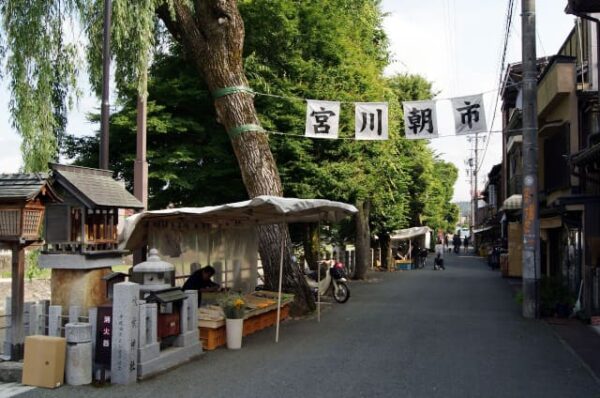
332,282,350,303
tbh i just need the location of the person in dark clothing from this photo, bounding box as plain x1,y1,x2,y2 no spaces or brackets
463,236,470,253
434,253,445,270
182,265,221,307
453,234,461,253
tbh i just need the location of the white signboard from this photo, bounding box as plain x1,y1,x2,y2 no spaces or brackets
355,102,388,140
451,94,487,135
305,100,340,139
403,100,439,139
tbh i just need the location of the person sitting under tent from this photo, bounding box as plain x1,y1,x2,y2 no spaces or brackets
183,265,221,307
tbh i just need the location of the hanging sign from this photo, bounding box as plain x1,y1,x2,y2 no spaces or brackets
355,102,388,140
451,94,487,135
403,100,439,139
305,100,340,139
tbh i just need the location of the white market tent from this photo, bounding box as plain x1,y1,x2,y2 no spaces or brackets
390,226,432,241
389,226,432,259
120,195,358,342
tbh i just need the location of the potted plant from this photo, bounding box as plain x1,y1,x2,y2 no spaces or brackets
219,294,246,349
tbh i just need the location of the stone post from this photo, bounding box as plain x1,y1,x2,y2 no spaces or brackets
69,306,81,324
111,282,139,385
48,305,63,337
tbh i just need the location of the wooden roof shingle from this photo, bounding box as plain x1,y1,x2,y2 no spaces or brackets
0,173,54,202
50,164,143,209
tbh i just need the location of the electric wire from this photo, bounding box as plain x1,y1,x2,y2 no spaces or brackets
476,0,516,175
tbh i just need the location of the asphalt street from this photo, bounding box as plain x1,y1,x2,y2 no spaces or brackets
18,254,600,398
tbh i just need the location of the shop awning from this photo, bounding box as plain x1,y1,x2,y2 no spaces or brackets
502,194,522,211
390,226,432,241
540,216,562,229
473,225,494,234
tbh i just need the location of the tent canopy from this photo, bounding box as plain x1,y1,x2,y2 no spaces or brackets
390,226,432,241
502,194,522,211
120,195,358,250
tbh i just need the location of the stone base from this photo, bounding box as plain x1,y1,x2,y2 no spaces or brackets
174,330,199,348
51,268,111,313
137,344,202,380
0,361,23,383
138,342,160,363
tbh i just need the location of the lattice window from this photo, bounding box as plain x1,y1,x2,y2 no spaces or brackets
0,209,21,237
22,209,43,238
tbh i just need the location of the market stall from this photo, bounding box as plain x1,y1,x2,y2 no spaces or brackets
389,226,432,270
120,195,357,346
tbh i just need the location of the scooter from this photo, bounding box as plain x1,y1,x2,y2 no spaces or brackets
305,261,350,303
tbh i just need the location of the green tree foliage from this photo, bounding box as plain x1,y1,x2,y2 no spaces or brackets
8,0,459,240
63,50,247,209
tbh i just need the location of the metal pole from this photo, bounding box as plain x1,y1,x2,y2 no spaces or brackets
99,0,112,170
10,244,25,360
134,70,149,209
473,133,479,246
521,0,541,319
275,224,284,343
317,221,321,323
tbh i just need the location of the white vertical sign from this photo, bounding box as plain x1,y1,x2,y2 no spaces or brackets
403,100,439,139
305,100,340,139
355,102,388,140
451,94,487,135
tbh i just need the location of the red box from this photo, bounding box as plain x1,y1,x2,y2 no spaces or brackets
158,313,181,339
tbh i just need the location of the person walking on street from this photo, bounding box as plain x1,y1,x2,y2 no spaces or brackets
463,236,470,254
453,233,461,254
435,236,445,259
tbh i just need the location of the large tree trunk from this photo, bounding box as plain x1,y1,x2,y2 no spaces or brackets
303,223,320,271
353,199,371,279
158,1,315,313
380,233,392,271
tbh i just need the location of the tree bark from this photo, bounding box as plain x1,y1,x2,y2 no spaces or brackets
353,200,371,279
157,1,315,313
380,233,392,271
303,223,320,271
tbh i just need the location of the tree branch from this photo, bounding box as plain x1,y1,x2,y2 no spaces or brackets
157,0,207,55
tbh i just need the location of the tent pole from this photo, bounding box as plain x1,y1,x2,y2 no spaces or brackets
275,223,285,343
317,220,321,323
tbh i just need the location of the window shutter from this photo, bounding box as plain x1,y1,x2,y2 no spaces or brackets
45,205,71,243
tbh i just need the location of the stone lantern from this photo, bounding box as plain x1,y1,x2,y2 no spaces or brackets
131,249,175,295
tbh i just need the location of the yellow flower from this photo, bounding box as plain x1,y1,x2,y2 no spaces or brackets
234,298,245,308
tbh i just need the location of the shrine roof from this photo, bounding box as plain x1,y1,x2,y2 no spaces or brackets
50,163,143,210
0,173,59,203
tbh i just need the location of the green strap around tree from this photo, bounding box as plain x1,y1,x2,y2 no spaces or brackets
212,86,255,99
227,124,265,139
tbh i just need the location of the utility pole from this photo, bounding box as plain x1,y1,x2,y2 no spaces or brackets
473,132,479,232
466,134,484,236
99,0,112,170
521,0,540,319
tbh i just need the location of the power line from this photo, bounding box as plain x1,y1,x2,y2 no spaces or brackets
476,0,516,175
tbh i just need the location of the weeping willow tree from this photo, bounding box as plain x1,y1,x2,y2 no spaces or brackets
0,0,315,313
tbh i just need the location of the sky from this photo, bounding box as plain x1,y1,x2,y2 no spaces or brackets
0,1,578,202
381,0,576,201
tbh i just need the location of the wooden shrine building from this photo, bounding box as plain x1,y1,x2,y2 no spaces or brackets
40,164,143,311
0,173,61,359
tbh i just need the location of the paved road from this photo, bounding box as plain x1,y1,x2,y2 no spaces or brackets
18,255,600,397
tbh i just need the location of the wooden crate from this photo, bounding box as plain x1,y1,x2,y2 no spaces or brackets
199,305,290,350
200,326,226,351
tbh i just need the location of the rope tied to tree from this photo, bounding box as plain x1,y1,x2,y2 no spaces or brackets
227,124,265,139
212,86,255,99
